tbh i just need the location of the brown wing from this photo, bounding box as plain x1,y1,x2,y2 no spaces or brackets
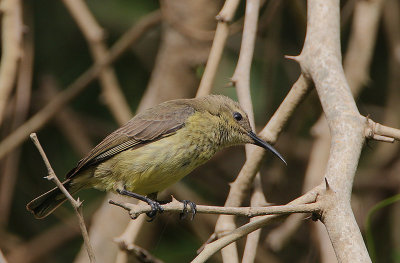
66,100,195,179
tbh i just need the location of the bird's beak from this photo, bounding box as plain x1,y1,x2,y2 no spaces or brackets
248,131,287,165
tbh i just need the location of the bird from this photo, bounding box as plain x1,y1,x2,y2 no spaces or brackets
26,95,286,220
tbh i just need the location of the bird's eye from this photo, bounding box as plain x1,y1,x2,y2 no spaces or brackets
233,112,242,121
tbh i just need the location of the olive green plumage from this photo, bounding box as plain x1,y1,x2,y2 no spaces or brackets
27,95,285,219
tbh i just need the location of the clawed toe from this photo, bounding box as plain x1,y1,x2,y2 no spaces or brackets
179,200,197,220
116,188,163,221
146,200,164,222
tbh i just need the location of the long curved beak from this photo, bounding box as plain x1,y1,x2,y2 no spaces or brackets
248,131,287,165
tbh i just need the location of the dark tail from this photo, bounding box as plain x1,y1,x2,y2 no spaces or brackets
26,179,80,219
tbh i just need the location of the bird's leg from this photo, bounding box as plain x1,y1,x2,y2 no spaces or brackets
116,188,163,222
179,200,197,220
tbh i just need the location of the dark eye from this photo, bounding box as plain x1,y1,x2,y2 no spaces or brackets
233,112,242,121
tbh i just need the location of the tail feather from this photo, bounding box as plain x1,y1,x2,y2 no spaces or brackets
26,180,79,219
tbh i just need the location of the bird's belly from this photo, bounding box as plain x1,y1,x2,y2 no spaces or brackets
92,136,213,195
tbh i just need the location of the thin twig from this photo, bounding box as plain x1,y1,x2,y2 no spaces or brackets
109,198,320,219
0,10,161,161
227,0,263,261
365,118,400,142
62,0,132,125
29,133,96,263
196,0,241,97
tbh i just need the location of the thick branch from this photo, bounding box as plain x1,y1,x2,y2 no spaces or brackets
298,0,370,261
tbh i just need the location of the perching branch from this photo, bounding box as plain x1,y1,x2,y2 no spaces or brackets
29,133,96,263
109,197,320,219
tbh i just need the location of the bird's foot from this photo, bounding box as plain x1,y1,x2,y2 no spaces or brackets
179,200,197,220
116,189,163,222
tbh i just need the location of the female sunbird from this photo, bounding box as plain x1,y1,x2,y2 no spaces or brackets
27,95,286,219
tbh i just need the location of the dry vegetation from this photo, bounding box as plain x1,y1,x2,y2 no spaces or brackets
1,0,400,262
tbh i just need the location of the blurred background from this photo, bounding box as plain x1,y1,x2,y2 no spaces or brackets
0,0,399,262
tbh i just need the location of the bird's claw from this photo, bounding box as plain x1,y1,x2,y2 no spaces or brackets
179,200,197,220
116,188,163,222
146,200,164,222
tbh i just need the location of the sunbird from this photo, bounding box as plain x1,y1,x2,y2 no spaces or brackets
27,95,286,220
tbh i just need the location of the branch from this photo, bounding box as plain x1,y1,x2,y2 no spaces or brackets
0,10,161,161
0,9,34,227
214,74,311,232
109,197,320,219
196,0,240,97
296,0,371,261
228,0,264,262
0,0,22,125
267,0,385,257
117,242,164,263
365,117,400,142
29,133,96,263
0,250,7,263
62,0,133,125
193,185,322,262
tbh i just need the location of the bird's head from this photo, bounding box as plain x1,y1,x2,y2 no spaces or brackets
195,95,286,165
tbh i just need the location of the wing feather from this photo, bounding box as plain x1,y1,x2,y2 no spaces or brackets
66,100,195,179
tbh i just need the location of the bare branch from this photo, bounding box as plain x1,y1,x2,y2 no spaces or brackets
365,117,400,142
109,197,320,219
0,0,23,125
193,186,322,262
0,10,161,161
29,133,96,263
297,0,371,261
62,0,132,124
119,243,164,263
114,216,146,263
214,74,311,232
0,10,34,226
196,0,240,97
227,0,265,262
